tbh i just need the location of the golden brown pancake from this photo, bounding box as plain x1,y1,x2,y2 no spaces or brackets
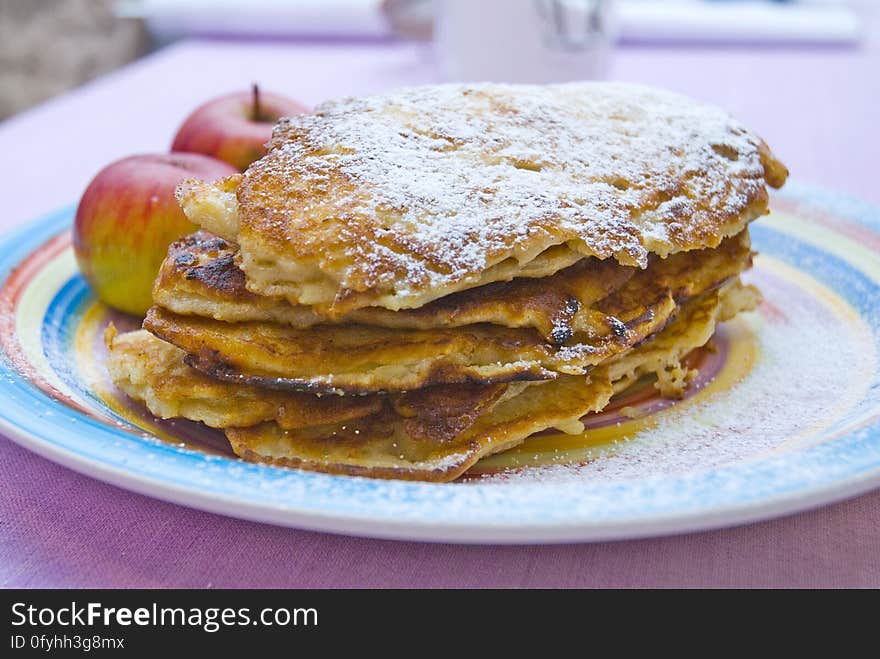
178,82,786,315
111,281,759,481
105,325,383,430
143,230,754,393
226,281,759,481
152,231,634,343
143,295,673,394
106,325,518,440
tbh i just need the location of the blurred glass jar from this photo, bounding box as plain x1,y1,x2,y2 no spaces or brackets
433,0,617,83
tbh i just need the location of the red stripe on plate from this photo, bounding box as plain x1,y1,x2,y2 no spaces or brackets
0,231,94,413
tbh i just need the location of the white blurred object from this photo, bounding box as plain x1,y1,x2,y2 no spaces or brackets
117,0,861,46
434,0,617,83
619,1,860,45
116,0,391,39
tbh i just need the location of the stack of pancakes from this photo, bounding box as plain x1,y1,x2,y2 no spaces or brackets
106,82,787,482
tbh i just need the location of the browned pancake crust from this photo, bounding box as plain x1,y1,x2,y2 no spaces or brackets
143,230,753,393
106,326,514,441
153,231,634,343
144,294,674,394
105,326,383,430
112,282,759,481
225,281,758,481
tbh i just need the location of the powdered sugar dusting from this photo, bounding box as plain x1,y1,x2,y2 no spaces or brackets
245,83,781,299
475,264,876,484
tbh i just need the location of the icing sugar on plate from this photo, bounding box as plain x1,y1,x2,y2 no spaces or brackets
479,256,876,485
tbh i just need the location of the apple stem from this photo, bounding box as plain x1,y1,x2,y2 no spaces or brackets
252,83,261,122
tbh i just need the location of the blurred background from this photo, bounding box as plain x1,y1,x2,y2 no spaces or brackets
1,0,876,203
0,0,872,119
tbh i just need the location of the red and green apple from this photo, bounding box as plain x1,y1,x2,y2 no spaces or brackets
73,153,237,316
171,85,308,171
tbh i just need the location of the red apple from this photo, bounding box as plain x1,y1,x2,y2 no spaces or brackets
171,85,309,171
74,153,238,316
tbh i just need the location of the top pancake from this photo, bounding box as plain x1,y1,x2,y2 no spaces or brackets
178,82,787,315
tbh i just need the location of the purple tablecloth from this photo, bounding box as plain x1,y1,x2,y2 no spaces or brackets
2,26,879,587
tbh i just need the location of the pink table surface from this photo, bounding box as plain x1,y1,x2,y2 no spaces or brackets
2,25,879,587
